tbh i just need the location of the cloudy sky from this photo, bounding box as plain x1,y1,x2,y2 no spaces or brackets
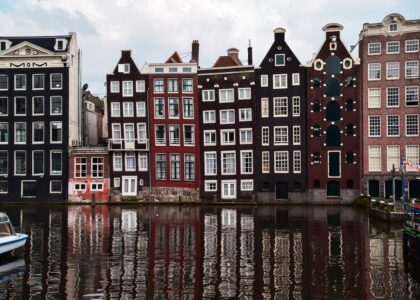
0,0,418,95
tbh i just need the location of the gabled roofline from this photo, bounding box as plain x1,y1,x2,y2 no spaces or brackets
0,40,56,56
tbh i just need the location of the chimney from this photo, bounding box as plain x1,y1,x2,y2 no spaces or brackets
190,40,199,66
273,27,286,42
121,49,132,58
248,39,253,65
227,48,241,65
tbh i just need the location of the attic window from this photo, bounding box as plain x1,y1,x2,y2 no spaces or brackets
389,23,398,32
183,67,192,73
275,54,285,66
118,64,130,74
54,38,67,51
155,67,164,73
57,40,64,50
0,42,6,51
169,67,177,73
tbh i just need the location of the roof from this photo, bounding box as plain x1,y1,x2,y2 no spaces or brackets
165,51,184,63
212,55,242,68
0,35,72,52
82,90,104,115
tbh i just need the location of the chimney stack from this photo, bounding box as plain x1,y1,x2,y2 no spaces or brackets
273,27,286,42
227,48,241,65
190,40,199,66
247,39,253,65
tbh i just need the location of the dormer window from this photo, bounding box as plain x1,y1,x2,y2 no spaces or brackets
389,23,398,32
54,39,67,51
57,40,63,50
0,40,11,51
118,64,130,74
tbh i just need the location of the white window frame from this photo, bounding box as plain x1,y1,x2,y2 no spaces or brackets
273,74,287,89
204,152,217,176
221,180,236,199
368,88,381,108
123,102,134,117
137,123,147,143
262,151,270,173
368,42,381,55
14,122,26,144
138,153,148,171
292,97,300,116
368,115,381,137
293,150,301,174
273,97,288,117
122,81,133,97
387,145,400,171
405,60,419,79
240,180,254,191
238,88,251,100
406,145,419,171
14,96,26,116
275,54,285,66
406,39,419,53
110,81,120,93
292,73,300,86
220,109,235,124
368,145,381,172
202,89,215,102
111,123,122,143
32,74,45,90
221,151,236,175
50,121,62,143
240,150,253,175
260,75,268,87
14,150,26,175
50,73,62,90
274,151,288,174
121,176,137,196
32,121,44,144
292,126,301,145
50,96,63,116
113,153,123,171
32,150,44,176
205,180,217,192
261,127,269,146
111,102,121,117
203,130,216,146
135,80,145,92
406,114,419,136
49,180,62,194
274,126,288,145
368,63,381,81
387,115,400,137
203,110,216,124
239,108,252,122
125,152,136,172
386,41,400,54
220,129,235,146
182,97,194,119
239,128,252,145
50,150,62,175
386,61,399,80
406,86,419,107
136,101,146,117
261,98,269,118
386,87,399,108
219,89,234,103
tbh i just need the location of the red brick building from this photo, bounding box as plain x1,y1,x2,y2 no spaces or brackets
68,146,110,202
359,13,420,199
141,45,201,200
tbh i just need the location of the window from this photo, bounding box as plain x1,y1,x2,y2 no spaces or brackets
387,41,400,54
368,88,381,108
0,123,7,143
406,86,419,106
274,97,287,117
167,79,178,93
389,23,398,32
260,75,268,87
50,96,62,115
0,75,8,90
14,97,26,115
51,121,62,143
220,110,235,124
387,115,399,136
241,180,254,191
275,54,285,66
239,108,252,121
92,157,104,178
292,73,300,86
220,129,235,145
154,98,165,117
406,61,419,78
240,128,252,144
0,151,7,175
111,81,120,93
122,81,133,97
48,180,61,193
15,150,26,175
154,79,164,93
406,145,419,171
293,151,301,173
74,157,87,177
168,98,179,118
386,87,399,107
21,181,36,197
155,125,165,145
261,98,269,117
32,122,44,143
137,123,147,143
32,74,44,90
170,154,180,180
274,126,288,145
222,152,236,175
169,125,180,145
368,42,381,55
136,102,146,117
51,150,62,175
387,145,400,171
50,73,62,89
123,102,134,117
0,181,7,193
91,183,104,191
406,114,419,136
219,89,234,103
293,126,301,145
14,74,26,90
125,152,136,171
368,115,381,137
184,125,194,145
183,98,194,118
74,183,86,191
203,110,216,123
136,80,145,92
113,152,122,171
182,79,193,92
273,74,287,89
124,123,135,143
204,130,216,146
202,90,215,101
205,181,217,191
111,102,120,117
406,39,419,53
122,176,137,196
204,152,217,175
32,96,44,115
0,97,7,116
138,153,148,171
221,181,236,199
185,154,195,180
238,88,251,100
15,122,26,144
368,63,381,80
386,62,399,80
262,152,269,173
241,151,253,174
262,127,269,145
292,97,300,116
112,124,121,142
274,151,288,173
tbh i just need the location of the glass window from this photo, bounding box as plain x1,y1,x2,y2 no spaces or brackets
50,73,62,89
262,152,269,173
293,151,301,173
14,97,26,115
184,154,195,181
33,122,44,143
0,75,8,90
262,127,269,145
33,150,44,175
125,152,136,171
221,129,235,145
184,125,194,145
137,123,147,143
222,152,236,175
386,87,399,107
14,74,26,90
167,79,178,93
51,121,63,143
51,150,62,175
15,122,26,143
260,75,268,87
274,126,288,145
0,151,8,175
274,151,288,173
0,123,8,143
205,181,217,191
92,157,104,178
156,154,166,180
387,145,400,171
368,115,381,137
154,79,164,93
203,130,216,146
32,74,44,90
293,126,301,145
292,73,300,86
406,114,419,136
219,89,234,103
203,110,216,123
240,129,252,144
123,102,134,117
386,62,399,80
182,79,193,92
406,145,419,171
135,80,145,92
74,157,87,177
292,97,300,116
0,97,7,116
15,150,26,175
110,81,120,93
274,97,288,117
33,96,44,115
238,88,251,100
111,102,120,117
240,151,253,174
168,98,179,117
113,152,122,171
122,81,133,97
220,110,235,124
239,108,252,121
183,98,194,118
154,98,165,117
275,54,285,66
387,115,400,136
368,88,381,108
204,152,217,175
50,181,62,193
368,63,381,80
406,39,419,53
50,96,63,115
170,154,181,180
261,98,269,117
389,23,398,32
202,90,215,101
112,124,121,142
169,125,180,145
406,86,419,106
273,74,287,89
155,125,165,145
386,41,400,54
138,153,148,171
406,61,419,78
136,101,146,117
368,42,381,55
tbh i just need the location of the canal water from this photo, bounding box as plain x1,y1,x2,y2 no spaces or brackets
0,205,419,299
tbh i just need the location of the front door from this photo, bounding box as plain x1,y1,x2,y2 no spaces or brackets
409,180,420,199
275,182,288,200
221,181,236,199
327,181,340,197
122,176,137,196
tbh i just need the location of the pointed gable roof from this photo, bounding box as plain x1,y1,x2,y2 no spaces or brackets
212,55,242,68
165,51,183,63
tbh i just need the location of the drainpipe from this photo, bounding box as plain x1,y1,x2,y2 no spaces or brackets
146,87,152,201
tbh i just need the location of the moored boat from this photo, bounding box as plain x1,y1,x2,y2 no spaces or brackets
0,212,28,255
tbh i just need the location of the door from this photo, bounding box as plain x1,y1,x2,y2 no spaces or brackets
409,180,420,199
124,124,135,149
368,180,380,197
328,151,341,177
385,179,402,199
221,181,236,199
327,181,340,197
122,176,137,196
275,182,288,200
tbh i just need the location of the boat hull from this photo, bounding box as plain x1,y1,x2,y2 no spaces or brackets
0,234,28,255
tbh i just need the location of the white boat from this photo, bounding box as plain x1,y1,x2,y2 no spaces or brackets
0,212,28,255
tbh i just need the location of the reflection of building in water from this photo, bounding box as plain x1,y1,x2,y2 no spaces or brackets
203,214,217,299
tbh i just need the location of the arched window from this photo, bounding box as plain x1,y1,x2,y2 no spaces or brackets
346,99,354,111
326,101,341,121
313,77,321,88
326,55,340,75
347,180,354,188
313,100,321,112
313,152,321,164
326,78,340,97
346,124,354,135
326,125,340,146
313,180,321,188
313,124,321,137
346,151,354,164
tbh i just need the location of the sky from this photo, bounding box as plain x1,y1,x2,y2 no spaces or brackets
0,0,418,95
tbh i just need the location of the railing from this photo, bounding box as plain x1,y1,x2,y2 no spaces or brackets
169,138,180,145
155,138,166,145
108,138,149,151
184,138,195,145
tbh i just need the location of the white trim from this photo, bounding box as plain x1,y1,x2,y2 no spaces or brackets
14,150,26,176
239,128,252,145
14,96,26,116
122,81,134,97
50,150,62,176
14,122,26,144
238,108,252,122
204,180,217,192
182,97,194,119
50,95,63,115
203,110,216,124
32,150,44,176
274,54,285,66
136,101,146,117
204,151,217,176
32,121,44,144
273,74,287,89
21,180,36,198
50,73,62,90
202,89,215,102
221,151,236,175
260,75,268,87
386,41,400,54
49,180,62,194
327,151,341,178
32,73,45,90
50,121,63,144
240,150,253,175
203,130,217,146
219,88,234,103
110,102,121,117
220,129,235,146
240,179,254,191
238,87,251,100
32,96,44,116
110,81,120,93
406,39,419,53
122,176,137,196
274,126,288,145
14,74,26,91
221,180,236,199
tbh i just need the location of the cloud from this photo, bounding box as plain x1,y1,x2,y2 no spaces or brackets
0,0,417,95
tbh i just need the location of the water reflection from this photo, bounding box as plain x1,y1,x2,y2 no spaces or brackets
0,205,419,299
